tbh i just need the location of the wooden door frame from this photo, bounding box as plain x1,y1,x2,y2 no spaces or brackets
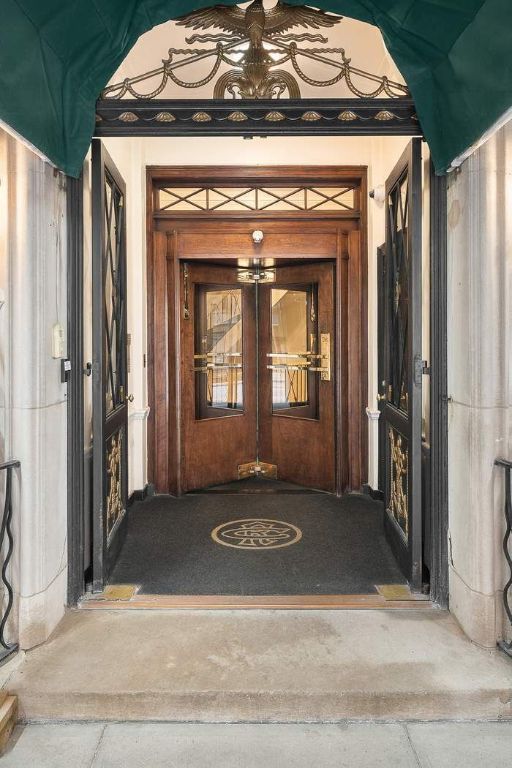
146,165,368,496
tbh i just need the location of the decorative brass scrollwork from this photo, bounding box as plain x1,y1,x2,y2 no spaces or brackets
106,431,124,538
102,1,409,102
389,427,408,537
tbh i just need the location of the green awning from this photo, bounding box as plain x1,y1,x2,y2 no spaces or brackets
1,1,511,176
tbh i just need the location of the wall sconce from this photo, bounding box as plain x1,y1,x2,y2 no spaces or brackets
369,185,386,205
252,230,264,244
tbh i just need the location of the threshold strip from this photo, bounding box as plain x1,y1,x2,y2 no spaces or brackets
79,590,433,611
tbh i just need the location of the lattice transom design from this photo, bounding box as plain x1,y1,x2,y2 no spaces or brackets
104,173,126,413
158,185,356,213
387,170,409,412
388,426,408,538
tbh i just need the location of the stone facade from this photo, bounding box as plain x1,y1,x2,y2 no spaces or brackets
0,128,68,648
447,122,512,647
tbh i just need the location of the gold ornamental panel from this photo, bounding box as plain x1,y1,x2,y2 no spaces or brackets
388,426,408,538
106,429,125,538
211,518,302,550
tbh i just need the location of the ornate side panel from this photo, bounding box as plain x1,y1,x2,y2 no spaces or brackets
92,140,129,590
379,138,422,589
106,427,125,540
388,426,408,538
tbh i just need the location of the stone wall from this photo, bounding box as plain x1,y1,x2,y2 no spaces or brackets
0,129,67,649
447,122,512,647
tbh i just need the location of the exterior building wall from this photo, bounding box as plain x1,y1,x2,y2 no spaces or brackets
0,128,68,649
447,122,512,647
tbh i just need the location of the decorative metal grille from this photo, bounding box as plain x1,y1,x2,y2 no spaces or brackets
106,428,125,538
158,185,355,213
387,170,409,412
104,173,126,413
388,426,408,537
102,2,409,102
0,460,20,663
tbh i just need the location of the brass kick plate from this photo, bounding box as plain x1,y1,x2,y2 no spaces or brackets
238,461,278,480
320,332,331,381
375,584,428,601
99,584,138,601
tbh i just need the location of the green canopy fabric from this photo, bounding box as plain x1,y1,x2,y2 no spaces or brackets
1,0,511,176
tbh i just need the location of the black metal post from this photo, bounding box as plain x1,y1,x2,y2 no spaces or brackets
0,459,20,665
66,174,85,605
495,457,512,657
429,165,449,607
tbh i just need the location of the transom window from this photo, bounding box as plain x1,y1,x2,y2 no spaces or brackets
157,185,356,213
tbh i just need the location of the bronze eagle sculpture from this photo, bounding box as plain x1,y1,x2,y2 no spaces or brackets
175,1,342,97
176,1,342,46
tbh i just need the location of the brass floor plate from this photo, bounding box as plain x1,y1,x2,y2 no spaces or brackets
376,584,428,601
238,461,277,480
98,584,138,601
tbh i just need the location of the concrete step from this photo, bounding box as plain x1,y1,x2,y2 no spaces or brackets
5,609,512,722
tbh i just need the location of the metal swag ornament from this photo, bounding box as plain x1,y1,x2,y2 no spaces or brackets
102,1,409,101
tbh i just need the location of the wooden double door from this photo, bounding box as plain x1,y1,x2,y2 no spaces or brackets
181,261,336,492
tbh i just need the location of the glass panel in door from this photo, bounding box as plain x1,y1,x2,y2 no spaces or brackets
269,285,318,418
195,287,243,417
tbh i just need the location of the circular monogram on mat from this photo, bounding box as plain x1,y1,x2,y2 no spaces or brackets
211,518,302,550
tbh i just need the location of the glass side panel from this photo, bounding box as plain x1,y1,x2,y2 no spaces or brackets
271,288,310,411
196,288,243,414
388,170,409,413
104,174,125,414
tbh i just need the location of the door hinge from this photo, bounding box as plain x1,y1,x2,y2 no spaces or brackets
237,269,275,284
414,356,428,385
238,460,277,479
183,263,190,320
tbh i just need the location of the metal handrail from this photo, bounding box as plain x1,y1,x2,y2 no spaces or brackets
0,459,20,665
495,457,512,657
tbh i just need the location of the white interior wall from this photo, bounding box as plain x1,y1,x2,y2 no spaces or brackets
101,133,410,493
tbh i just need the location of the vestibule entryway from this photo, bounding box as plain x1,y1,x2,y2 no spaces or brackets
85,154,431,608
67,1,447,612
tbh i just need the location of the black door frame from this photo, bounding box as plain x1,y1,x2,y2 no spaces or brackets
66,128,449,608
428,166,449,606
379,138,423,590
66,175,85,605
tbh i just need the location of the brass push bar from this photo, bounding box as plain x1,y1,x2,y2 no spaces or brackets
266,333,331,381
194,363,243,372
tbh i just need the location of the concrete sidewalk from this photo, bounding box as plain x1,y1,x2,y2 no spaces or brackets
2,721,512,767
6,608,512,722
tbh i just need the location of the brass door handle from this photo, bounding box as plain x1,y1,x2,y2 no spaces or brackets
267,364,310,371
376,393,386,402
194,364,242,373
